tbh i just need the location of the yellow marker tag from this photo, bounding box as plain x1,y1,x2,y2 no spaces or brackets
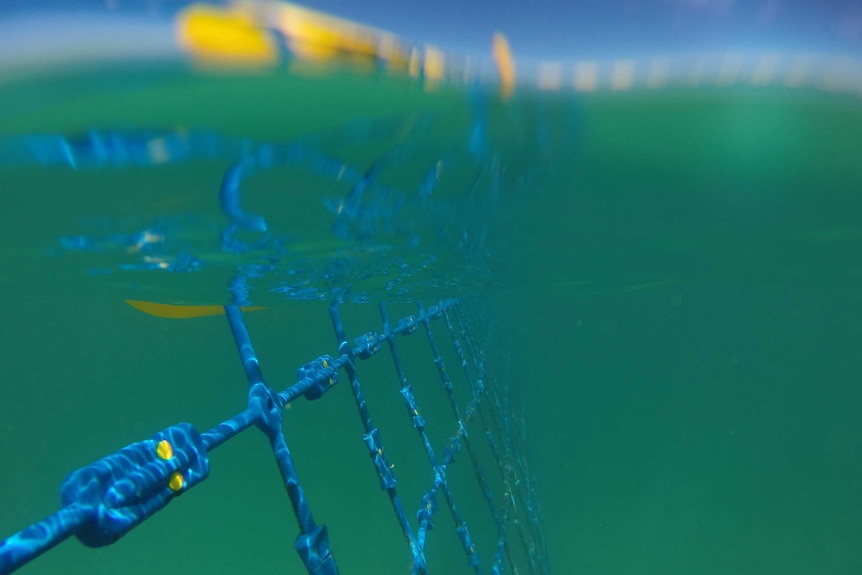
156,440,173,460
168,471,185,492
125,300,265,319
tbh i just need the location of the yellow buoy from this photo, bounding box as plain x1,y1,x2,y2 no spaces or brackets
125,300,265,319
492,32,516,100
175,4,279,66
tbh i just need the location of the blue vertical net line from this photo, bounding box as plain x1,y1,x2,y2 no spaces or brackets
0,298,548,574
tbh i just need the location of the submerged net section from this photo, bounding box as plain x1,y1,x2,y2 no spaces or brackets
0,62,552,574
0,295,547,574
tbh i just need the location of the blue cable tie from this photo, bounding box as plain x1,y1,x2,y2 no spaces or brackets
362,428,397,491
297,356,339,401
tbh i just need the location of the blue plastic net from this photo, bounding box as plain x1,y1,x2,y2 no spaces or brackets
0,65,550,574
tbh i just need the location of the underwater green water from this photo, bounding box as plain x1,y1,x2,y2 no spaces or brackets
505,89,862,574
1,64,861,574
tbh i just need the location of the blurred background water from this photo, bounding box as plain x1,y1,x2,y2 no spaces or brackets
1,1,861,574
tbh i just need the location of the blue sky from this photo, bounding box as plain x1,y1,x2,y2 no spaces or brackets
1,0,861,65
304,0,862,60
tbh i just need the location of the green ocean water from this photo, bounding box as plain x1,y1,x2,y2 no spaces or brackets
1,64,861,575
506,90,862,574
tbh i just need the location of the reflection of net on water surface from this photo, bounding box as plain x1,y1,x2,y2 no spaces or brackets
0,110,508,304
